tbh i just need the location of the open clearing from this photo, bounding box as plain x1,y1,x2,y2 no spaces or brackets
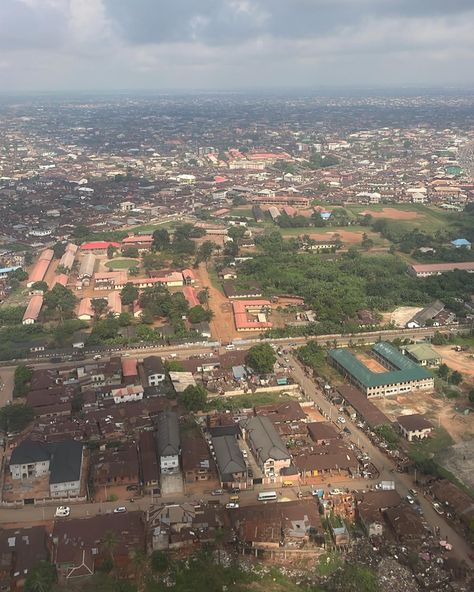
374,389,474,443
194,263,240,343
436,440,474,492
105,258,139,269
382,306,423,327
433,345,474,383
354,352,387,373
369,207,422,220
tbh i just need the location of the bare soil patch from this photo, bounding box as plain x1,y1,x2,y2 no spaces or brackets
369,208,421,220
194,264,241,343
382,306,423,327
307,230,365,245
433,345,474,382
373,390,474,443
354,352,387,373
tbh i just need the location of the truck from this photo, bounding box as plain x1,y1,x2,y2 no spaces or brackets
375,481,395,491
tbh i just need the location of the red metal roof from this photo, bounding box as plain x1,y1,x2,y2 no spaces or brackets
80,241,120,250
183,286,200,308
121,357,138,377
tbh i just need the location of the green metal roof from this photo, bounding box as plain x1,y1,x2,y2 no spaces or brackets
329,342,432,388
404,343,440,362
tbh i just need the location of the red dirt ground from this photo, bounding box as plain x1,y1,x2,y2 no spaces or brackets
369,208,421,220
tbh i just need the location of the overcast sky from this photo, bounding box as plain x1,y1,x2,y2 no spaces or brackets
1,0,474,92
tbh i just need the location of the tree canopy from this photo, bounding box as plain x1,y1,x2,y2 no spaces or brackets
0,403,35,433
180,384,208,412
13,364,33,398
245,343,276,374
120,283,139,306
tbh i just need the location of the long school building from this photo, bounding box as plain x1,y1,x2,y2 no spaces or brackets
328,342,434,397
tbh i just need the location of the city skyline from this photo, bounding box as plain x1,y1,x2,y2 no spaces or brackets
1,0,474,91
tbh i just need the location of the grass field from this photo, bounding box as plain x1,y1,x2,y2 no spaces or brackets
105,258,139,269
208,390,295,410
228,207,255,218
409,426,454,458
127,220,179,234
346,204,453,234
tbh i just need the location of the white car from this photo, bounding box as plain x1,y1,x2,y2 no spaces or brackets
226,502,239,509
329,488,343,495
211,489,224,496
432,502,444,515
406,494,415,504
337,416,346,424
55,506,70,517
113,506,127,513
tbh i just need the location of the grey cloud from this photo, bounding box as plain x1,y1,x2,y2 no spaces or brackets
104,0,474,46
0,0,67,50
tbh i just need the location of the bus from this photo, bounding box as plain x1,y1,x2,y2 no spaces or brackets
257,491,277,502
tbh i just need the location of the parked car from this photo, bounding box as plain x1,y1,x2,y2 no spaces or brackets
337,416,346,424
229,487,241,494
211,489,224,496
126,485,138,491
329,488,343,495
406,494,415,504
408,488,418,496
225,502,239,509
113,506,127,514
55,506,70,517
432,502,444,515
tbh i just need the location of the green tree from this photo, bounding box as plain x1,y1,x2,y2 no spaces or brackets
245,343,276,374
227,226,246,242
438,363,449,380
328,563,379,592
43,285,77,320
121,246,139,259
107,244,117,260
30,281,48,293
180,384,208,412
102,530,118,567
120,283,139,306
469,389,474,405
91,298,109,320
24,561,56,592
142,252,165,272
8,268,28,282
13,364,33,397
449,370,463,385
196,240,216,265
52,242,66,259
150,550,169,573
197,288,210,307
152,228,170,251
0,403,35,433
188,305,213,324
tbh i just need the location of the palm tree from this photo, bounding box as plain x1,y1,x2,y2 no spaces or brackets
102,529,118,567
131,549,147,591
24,561,56,592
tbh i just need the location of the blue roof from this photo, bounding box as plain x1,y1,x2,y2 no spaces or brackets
451,238,471,246
0,266,20,274
232,365,247,380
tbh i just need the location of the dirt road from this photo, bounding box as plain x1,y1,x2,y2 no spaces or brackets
194,263,240,343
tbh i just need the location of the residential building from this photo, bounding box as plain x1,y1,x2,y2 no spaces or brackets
240,416,291,478
156,411,180,474
9,439,84,498
142,356,166,386
397,414,433,441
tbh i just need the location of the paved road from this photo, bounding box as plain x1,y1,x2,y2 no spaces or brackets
289,353,473,565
